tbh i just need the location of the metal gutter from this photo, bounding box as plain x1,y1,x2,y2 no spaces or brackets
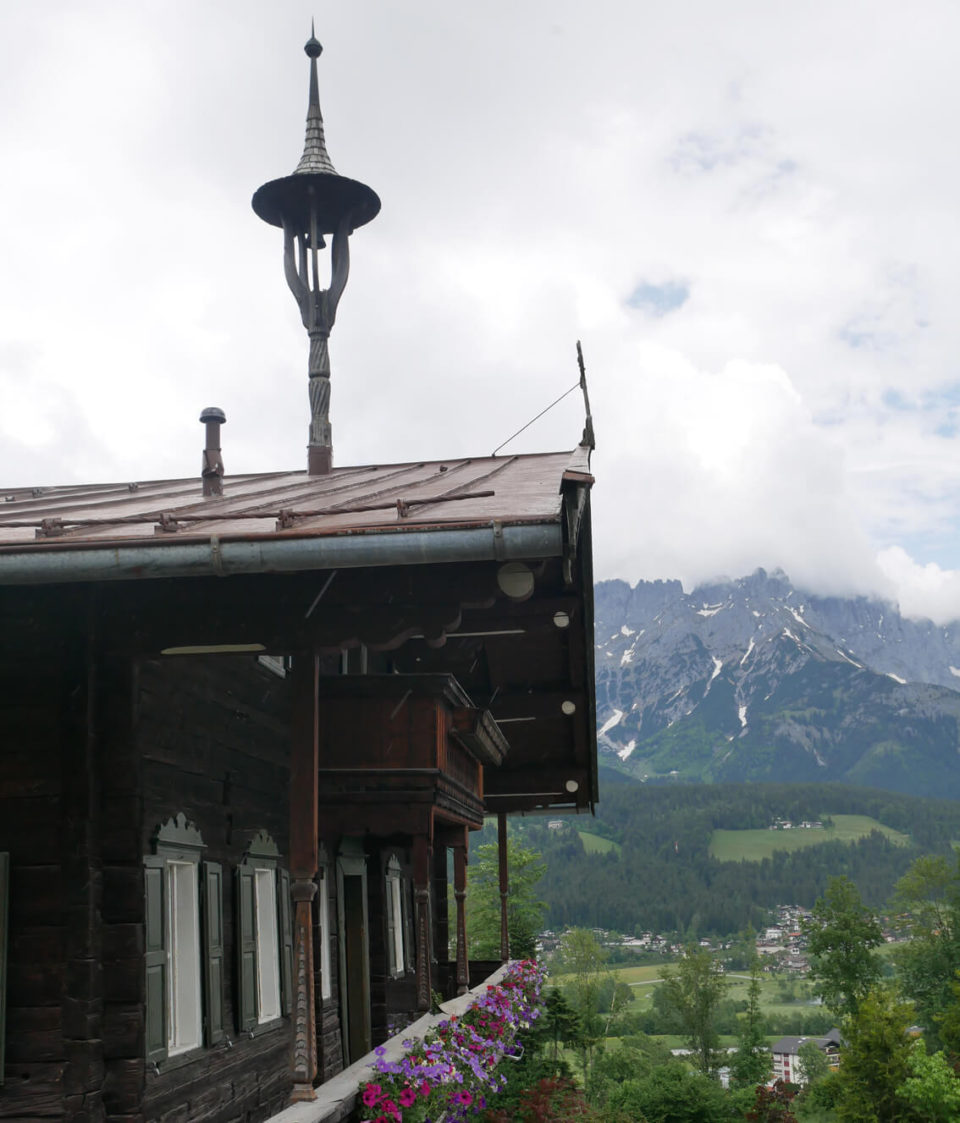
0,523,563,586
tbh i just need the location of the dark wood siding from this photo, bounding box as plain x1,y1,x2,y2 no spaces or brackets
0,588,75,1120
137,656,294,1123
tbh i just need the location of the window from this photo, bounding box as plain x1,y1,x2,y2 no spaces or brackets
236,831,293,1032
385,855,406,978
317,850,332,1001
254,868,281,1020
144,814,224,1064
166,860,202,1053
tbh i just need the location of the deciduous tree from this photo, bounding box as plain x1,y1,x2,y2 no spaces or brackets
659,945,727,1076
896,1042,960,1122
801,876,883,1019
893,853,960,1051
466,835,546,959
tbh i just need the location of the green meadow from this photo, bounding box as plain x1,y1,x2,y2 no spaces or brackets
577,830,622,856
708,813,909,861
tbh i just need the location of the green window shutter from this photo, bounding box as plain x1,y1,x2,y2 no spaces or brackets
236,864,257,1032
144,856,168,1064
202,862,225,1045
277,869,294,1017
0,853,9,1086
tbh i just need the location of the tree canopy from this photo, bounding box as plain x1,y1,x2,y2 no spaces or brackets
801,876,883,1019
466,833,546,960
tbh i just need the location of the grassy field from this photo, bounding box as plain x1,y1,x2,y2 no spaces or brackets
577,830,622,855
709,813,909,861
553,960,829,1019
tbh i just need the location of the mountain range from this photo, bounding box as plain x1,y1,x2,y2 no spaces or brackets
594,569,960,798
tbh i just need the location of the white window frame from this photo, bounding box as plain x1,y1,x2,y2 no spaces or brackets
237,830,292,1033
385,855,405,979
318,861,332,1000
165,858,203,1055
145,812,222,1065
254,866,281,1023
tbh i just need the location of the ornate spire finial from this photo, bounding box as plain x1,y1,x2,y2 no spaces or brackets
305,20,322,59
294,23,336,176
252,31,380,476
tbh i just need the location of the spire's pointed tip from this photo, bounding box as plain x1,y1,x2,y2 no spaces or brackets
305,19,322,59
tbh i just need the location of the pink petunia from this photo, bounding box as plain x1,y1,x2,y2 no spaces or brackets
398,1087,416,1107
362,1084,382,1107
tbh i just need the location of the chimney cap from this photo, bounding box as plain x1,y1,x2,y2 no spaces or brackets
200,407,226,425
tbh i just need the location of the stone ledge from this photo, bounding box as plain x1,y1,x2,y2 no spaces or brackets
264,962,513,1123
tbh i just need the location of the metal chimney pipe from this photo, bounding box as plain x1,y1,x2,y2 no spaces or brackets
200,407,226,497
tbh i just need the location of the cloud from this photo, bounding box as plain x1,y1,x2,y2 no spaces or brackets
2,2,960,619
876,547,960,625
591,348,887,599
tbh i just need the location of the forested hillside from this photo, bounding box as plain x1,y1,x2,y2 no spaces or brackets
473,773,960,936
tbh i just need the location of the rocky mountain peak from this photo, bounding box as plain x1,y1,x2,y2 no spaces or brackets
594,572,960,797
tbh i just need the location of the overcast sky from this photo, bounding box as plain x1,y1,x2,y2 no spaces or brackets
2,2,960,620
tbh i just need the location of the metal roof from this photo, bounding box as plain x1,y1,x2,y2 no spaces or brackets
0,449,590,549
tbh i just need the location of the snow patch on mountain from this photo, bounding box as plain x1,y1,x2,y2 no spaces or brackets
599,709,624,736
618,739,636,760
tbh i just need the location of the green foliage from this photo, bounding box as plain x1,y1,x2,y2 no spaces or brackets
467,835,546,960
539,987,583,1069
895,1042,960,1122
892,851,960,1050
555,927,610,1019
658,945,727,1076
801,877,883,1019
476,780,960,938
606,1064,742,1123
833,986,917,1123
729,959,771,1088
795,1070,840,1121
796,1040,830,1088
586,1036,674,1111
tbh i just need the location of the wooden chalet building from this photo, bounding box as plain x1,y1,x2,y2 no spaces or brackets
0,28,598,1123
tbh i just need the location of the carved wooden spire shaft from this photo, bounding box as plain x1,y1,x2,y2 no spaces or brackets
252,28,380,475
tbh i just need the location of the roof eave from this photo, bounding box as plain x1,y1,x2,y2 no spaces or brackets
0,521,564,586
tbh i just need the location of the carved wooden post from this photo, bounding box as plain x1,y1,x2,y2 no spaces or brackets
497,812,510,962
413,834,433,1011
453,833,469,994
290,654,320,1099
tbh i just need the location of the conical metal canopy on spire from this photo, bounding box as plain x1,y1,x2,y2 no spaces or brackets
252,28,380,234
